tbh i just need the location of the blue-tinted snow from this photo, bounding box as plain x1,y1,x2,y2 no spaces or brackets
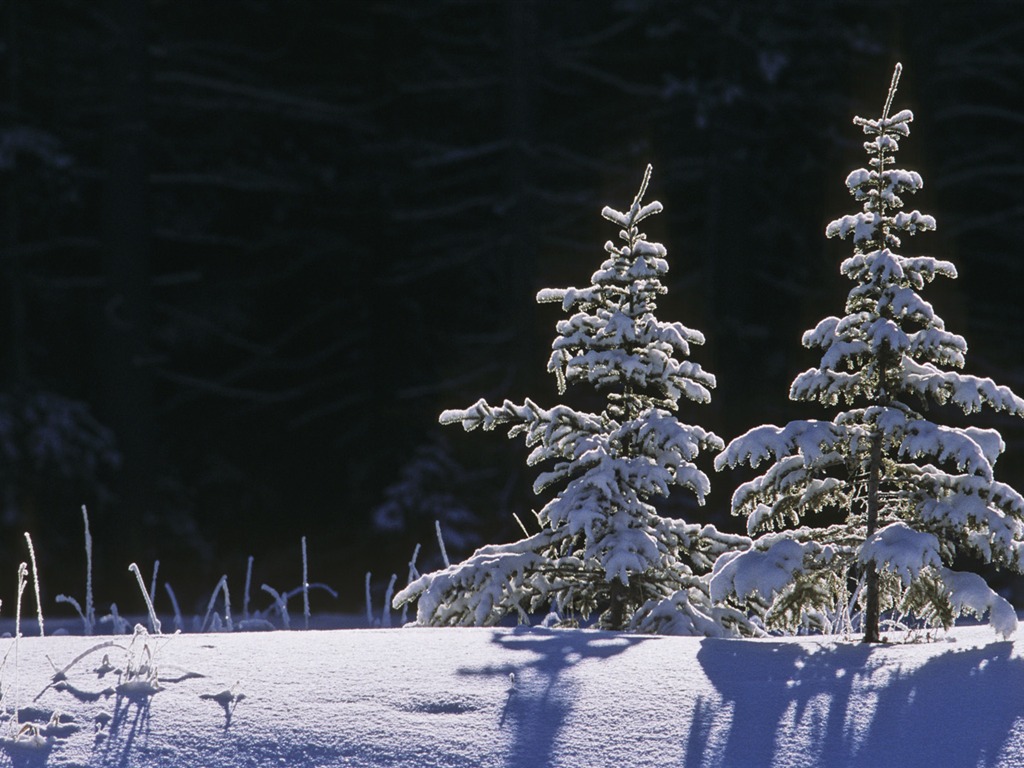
3,622,1022,766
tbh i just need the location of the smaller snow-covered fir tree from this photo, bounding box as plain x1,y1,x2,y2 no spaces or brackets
713,64,1024,641
395,166,754,635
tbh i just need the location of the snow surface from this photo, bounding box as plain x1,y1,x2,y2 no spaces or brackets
2,623,1023,767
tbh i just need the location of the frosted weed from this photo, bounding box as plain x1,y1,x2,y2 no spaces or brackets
115,625,163,700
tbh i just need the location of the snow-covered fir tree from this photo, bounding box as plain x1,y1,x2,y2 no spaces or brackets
713,64,1024,641
395,166,754,635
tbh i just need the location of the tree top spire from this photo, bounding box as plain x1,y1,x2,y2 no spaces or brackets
882,62,902,121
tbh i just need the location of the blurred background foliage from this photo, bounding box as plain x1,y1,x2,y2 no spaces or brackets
1,0,1022,613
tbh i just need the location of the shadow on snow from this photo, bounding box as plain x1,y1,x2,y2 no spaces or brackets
689,637,1024,768
458,627,650,768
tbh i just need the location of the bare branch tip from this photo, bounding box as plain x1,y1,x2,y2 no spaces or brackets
883,63,903,119
632,164,654,212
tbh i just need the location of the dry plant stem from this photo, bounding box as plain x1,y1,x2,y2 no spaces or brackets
407,544,421,582
129,563,162,635
15,563,27,639
243,556,254,620
302,536,310,630
435,520,450,567
33,639,128,702
402,544,421,625
49,639,126,680
23,534,43,637
13,563,28,732
202,575,232,632
364,572,373,627
260,584,290,629
149,560,160,605
82,506,95,634
383,574,397,628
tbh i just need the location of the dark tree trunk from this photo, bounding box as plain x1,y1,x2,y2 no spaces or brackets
862,426,883,643
607,576,628,631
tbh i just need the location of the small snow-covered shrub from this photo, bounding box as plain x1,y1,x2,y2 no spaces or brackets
714,65,1024,641
396,167,754,635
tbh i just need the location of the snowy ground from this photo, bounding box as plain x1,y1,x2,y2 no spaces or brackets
0,622,1021,767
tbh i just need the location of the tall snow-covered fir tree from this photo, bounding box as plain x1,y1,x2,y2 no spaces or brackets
713,64,1024,642
395,166,754,635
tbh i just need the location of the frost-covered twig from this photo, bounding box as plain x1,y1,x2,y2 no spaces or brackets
33,639,126,701
301,536,310,630
15,563,27,640
54,594,88,632
12,563,28,735
57,507,97,635
116,625,162,700
149,560,160,605
284,582,337,603
402,544,421,625
435,520,450,568
23,534,43,637
882,61,902,121
201,575,233,633
129,563,162,635
83,506,95,635
243,555,254,621
365,572,374,627
260,584,290,629
382,574,397,628
407,544,421,584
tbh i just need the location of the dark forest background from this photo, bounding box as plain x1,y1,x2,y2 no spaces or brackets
2,0,1023,618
